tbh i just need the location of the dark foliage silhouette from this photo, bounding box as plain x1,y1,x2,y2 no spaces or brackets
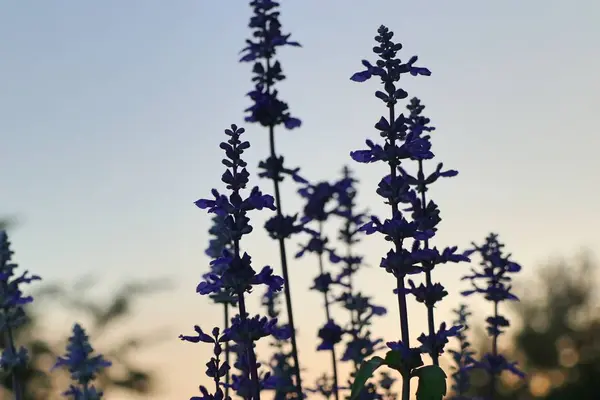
0,275,170,399
467,252,600,400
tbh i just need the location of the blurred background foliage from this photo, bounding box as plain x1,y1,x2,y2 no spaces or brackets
466,251,600,400
0,273,171,399
4,215,600,399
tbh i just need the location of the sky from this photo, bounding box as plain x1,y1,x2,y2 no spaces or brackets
1,0,600,398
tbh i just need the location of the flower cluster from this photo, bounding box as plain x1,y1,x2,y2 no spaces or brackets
0,230,41,398
205,215,237,306
260,286,295,400
240,2,305,396
52,323,111,399
462,233,525,398
334,168,387,399
2,2,540,400
295,179,345,400
241,0,301,130
349,25,468,398
184,124,287,400
194,125,280,298
448,305,476,399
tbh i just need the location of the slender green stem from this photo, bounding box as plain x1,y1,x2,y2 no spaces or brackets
264,56,303,399
317,222,340,400
387,102,411,400
416,159,438,366
490,301,499,400
224,303,230,399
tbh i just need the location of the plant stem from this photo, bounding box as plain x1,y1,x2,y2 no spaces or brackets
5,330,23,400
388,103,411,400
341,166,360,375
490,300,499,400
224,303,231,399
236,289,261,400
317,222,340,400
233,236,261,400
265,52,303,397
346,263,360,375
214,339,222,394
417,159,438,366
1,285,23,400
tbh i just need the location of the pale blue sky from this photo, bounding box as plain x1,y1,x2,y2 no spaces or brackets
1,1,599,398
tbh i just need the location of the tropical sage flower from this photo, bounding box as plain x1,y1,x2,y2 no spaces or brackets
204,214,237,399
204,214,238,304
295,179,346,400
462,233,525,399
181,326,231,400
0,230,41,399
240,2,304,394
334,167,386,387
184,124,285,400
448,305,476,400
378,372,397,400
260,286,295,400
241,0,301,130
52,323,111,399
397,97,469,364
348,25,444,399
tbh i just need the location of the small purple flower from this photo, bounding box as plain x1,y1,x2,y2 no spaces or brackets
385,340,424,374
0,230,41,388
52,323,111,398
448,305,476,399
416,322,462,357
462,234,525,396
317,320,344,351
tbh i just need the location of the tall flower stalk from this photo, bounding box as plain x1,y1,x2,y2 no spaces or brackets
448,304,476,399
296,180,345,400
52,323,112,399
335,167,387,399
349,25,460,400
400,97,468,366
0,230,41,400
205,214,238,399
261,287,295,399
240,2,304,396
184,124,288,400
462,234,525,399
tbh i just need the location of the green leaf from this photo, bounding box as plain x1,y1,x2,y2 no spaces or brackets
414,365,447,400
384,349,403,372
349,356,386,400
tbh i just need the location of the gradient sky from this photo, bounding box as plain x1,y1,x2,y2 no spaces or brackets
1,1,599,398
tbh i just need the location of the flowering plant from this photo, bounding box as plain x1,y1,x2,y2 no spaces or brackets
0,1,528,400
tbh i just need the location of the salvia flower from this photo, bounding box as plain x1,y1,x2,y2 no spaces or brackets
393,97,469,365
349,25,434,398
241,2,304,395
179,327,231,400
205,215,237,306
241,0,301,130
378,372,397,400
333,168,386,397
295,178,348,400
448,305,476,400
204,214,237,398
228,342,280,399
316,320,344,351
194,125,279,300
191,124,285,400
52,323,111,399
462,233,524,398
260,287,296,400
1,230,41,398
306,373,337,400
